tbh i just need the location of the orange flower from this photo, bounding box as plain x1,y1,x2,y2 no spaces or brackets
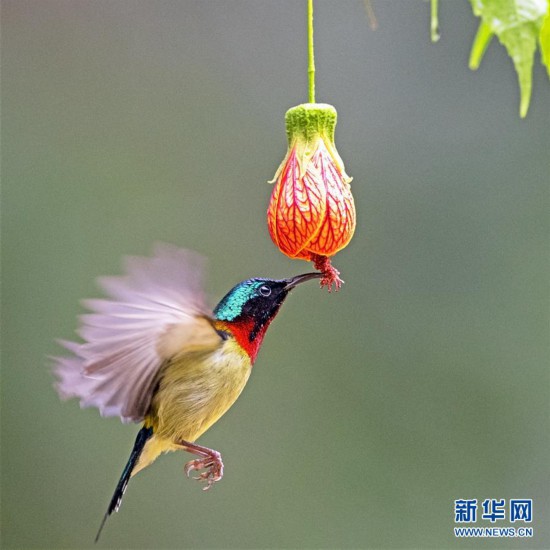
267,103,356,290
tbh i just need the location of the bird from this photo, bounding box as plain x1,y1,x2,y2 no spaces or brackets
53,243,322,541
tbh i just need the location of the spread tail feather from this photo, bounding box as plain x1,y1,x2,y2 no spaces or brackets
95,426,154,543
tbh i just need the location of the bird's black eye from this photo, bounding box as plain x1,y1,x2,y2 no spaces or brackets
258,285,271,297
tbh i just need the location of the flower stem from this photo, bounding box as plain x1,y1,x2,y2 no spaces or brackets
307,0,316,103
430,0,440,42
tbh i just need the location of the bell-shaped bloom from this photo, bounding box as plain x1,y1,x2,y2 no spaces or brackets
267,103,356,289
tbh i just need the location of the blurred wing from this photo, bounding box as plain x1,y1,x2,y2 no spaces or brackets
53,243,220,423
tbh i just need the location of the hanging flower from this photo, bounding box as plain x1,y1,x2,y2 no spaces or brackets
267,103,356,290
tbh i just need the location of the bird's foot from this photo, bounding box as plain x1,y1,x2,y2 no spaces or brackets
311,254,343,292
181,441,224,491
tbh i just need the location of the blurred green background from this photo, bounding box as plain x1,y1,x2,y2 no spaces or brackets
2,1,549,548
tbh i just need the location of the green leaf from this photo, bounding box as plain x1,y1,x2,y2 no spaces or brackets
469,20,494,69
469,0,548,117
541,2,550,78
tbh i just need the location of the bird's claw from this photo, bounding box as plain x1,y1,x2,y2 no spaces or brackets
184,453,224,491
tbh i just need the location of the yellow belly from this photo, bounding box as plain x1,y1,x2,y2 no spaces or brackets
145,338,252,444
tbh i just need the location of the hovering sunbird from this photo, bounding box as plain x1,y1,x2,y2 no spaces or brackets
53,244,322,541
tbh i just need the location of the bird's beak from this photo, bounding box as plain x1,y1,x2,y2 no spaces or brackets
284,272,322,290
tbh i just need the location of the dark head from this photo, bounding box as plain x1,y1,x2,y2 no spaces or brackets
213,273,321,362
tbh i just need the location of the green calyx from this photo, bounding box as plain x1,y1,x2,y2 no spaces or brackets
285,103,337,146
